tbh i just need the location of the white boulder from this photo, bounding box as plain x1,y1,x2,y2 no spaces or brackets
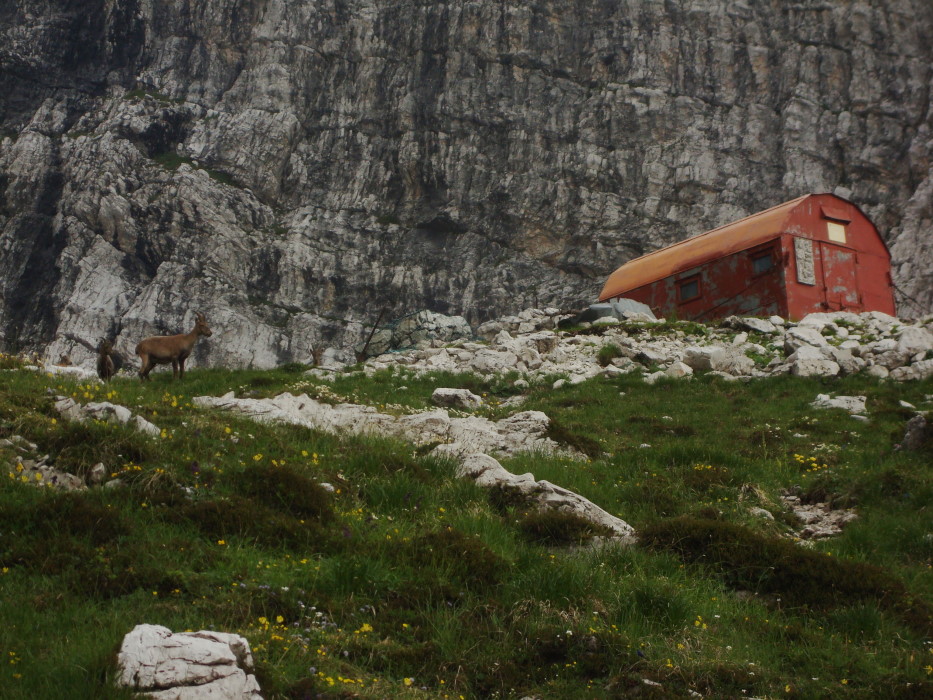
117,624,262,699
665,361,694,378
683,346,721,371
896,326,933,356
784,325,829,351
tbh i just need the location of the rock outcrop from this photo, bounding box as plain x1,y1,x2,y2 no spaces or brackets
191,392,637,543
192,392,564,459
1,1,932,368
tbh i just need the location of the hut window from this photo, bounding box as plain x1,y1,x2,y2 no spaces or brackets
752,251,774,275
679,277,700,302
826,221,847,244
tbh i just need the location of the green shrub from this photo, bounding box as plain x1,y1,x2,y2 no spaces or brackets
518,509,616,546
152,151,193,171
487,483,535,515
31,492,129,545
597,343,623,367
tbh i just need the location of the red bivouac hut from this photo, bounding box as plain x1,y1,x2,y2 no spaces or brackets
599,194,896,321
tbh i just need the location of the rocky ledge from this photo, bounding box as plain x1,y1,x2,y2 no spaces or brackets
358,307,933,384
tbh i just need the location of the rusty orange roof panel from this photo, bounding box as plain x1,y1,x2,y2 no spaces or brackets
599,195,811,301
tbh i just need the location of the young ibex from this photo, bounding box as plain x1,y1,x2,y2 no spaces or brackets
97,340,116,382
136,312,212,381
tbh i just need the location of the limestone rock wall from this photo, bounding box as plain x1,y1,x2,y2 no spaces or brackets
1,0,931,368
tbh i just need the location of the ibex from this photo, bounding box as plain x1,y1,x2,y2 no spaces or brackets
136,312,212,381
96,340,116,382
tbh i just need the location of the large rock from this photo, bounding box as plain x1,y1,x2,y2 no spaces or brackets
710,347,756,376
723,316,777,334
193,393,561,458
431,388,483,410
896,326,933,356
683,346,721,371
784,326,829,352
788,346,840,377
117,624,262,699
811,393,867,414
470,349,519,374
610,299,657,320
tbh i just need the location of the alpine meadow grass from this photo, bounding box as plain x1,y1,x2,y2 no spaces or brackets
0,356,930,698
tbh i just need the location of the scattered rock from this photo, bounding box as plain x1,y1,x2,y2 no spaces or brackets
431,388,483,410
362,307,933,385
53,397,161,436
2,434,85,491
724,316,777,334
781,492,858,540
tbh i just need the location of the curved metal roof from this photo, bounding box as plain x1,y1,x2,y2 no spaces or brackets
599,195,811,301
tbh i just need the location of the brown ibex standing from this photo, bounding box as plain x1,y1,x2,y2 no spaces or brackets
136,312,212,381
97,340,116,381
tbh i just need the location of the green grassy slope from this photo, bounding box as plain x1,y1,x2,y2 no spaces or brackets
0,356,930,699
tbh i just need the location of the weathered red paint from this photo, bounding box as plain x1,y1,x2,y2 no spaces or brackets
599,194,896,320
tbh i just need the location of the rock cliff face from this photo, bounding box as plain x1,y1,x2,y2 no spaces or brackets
1,0,931,368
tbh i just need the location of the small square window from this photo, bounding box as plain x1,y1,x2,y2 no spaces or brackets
679,278,700,302
826,221,847,243
752,253,773,274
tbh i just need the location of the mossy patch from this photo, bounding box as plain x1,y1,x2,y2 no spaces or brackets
401,527,507,590
639,516,932,634
170,496,331,550
544,418,604,457
230,463,333,522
